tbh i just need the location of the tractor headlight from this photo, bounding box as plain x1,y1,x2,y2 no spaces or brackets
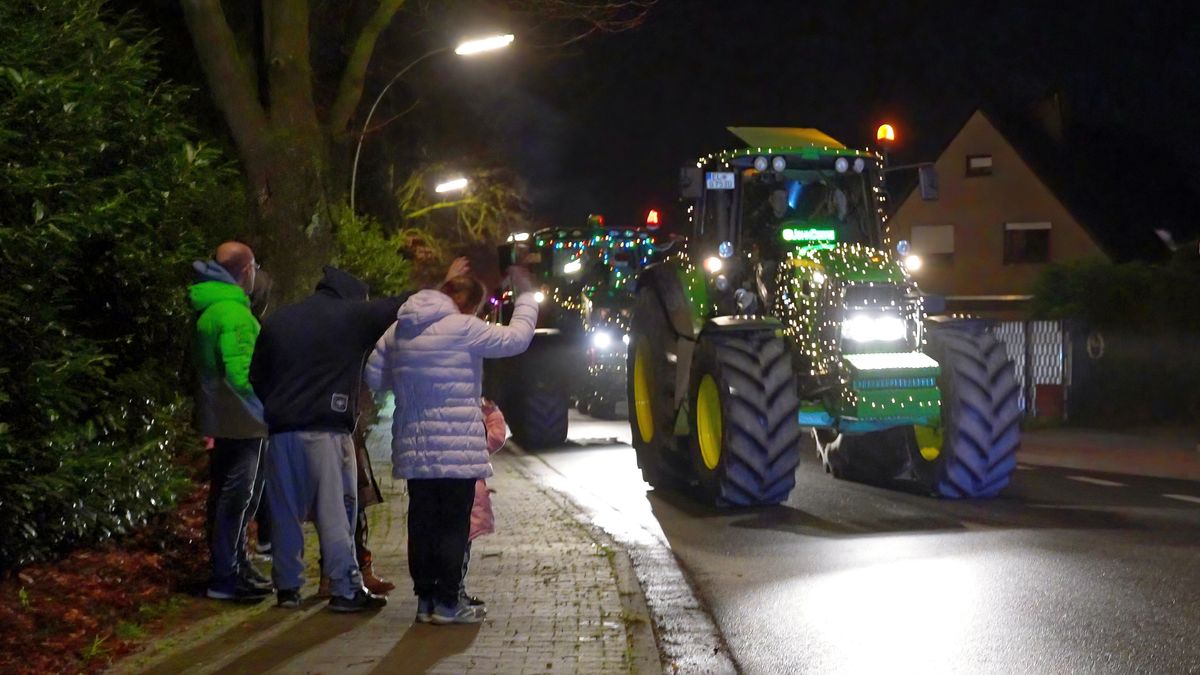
591,330,628,352
843,314,907,342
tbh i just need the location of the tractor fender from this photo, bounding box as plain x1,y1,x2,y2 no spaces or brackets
637,263,696,340
703,316,784,332
670,316,786,416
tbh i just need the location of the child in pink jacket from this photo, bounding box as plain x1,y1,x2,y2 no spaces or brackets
460,399,505,605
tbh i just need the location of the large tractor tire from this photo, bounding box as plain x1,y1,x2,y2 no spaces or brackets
627,289,677,488
510,386,569,449
814,325,1021,498
687,331,802,506
916,324,1021,497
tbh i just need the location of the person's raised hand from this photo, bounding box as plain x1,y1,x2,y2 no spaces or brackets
508,265,535,294
443,256,470,283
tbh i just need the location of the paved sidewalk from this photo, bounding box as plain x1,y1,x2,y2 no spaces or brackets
118,450,660,674
1020,428,1200,481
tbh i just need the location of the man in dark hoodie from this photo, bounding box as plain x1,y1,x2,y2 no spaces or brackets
189,241,272,602
250,261,466,612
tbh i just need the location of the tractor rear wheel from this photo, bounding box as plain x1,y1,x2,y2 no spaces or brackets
914,324,1021,497
627,289,676,488
687,331,802,506
511,386,569,449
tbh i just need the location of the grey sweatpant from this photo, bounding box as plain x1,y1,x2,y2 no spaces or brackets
266,431,362,598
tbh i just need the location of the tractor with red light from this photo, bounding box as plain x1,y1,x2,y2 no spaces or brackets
627,127,1021,505
485,215,674,446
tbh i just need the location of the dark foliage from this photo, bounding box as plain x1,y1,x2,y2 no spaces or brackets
1032,256,1200,426
0,1,243,569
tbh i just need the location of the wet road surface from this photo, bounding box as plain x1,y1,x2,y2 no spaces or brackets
525,411,1200,674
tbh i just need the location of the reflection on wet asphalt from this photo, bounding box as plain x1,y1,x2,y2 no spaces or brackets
526,411,1200,674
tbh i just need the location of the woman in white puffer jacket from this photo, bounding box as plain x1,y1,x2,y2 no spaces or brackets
365,267,537,625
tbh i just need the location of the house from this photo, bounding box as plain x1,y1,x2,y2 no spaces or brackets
888,106,1184,317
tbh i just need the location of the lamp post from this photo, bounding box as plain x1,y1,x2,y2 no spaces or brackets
434,177,469,193
349,33,514,213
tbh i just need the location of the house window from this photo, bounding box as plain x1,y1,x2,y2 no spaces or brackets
912,224,955,265
966,154,993,177
1004,222,1051,264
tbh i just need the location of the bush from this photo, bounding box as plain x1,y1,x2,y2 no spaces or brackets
1032,258,1200,426
330,204,417,297
0,1,243,569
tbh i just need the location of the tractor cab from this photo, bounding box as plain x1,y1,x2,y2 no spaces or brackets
684,128,886,270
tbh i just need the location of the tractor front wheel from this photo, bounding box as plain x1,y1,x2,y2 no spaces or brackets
914,324,1022,497
687,331,802,506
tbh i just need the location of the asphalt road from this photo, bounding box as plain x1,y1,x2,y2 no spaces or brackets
526,411,1200,674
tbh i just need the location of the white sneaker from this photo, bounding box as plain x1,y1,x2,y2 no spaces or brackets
431,601,484,625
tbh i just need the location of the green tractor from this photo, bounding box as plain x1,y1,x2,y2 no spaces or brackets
485,217,669,446
628,127,1021,505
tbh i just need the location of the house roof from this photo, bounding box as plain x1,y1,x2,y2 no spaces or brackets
901,105,1200,262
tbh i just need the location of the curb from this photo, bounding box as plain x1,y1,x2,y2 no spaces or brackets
508,443,739,674
505,445,662,674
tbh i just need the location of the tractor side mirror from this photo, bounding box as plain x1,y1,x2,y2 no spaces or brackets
680,166,703,200
919,164,939,201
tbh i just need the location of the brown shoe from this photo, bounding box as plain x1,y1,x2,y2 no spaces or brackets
316,575,331,599
361,563,396,595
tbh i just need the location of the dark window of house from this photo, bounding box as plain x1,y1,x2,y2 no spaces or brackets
966,154,993,177
1003,222,1051,263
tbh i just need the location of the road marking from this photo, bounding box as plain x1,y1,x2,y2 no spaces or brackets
1066,475,1126,487
1163,494,1200,505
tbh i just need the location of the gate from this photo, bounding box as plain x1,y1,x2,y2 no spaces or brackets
990,320,1071,418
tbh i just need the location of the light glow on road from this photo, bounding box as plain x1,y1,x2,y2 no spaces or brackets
802,555,978,673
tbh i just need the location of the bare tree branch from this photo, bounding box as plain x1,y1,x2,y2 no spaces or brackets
505,0,655,47
329,0,408,135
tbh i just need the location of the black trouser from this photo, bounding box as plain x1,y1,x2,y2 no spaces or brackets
206,437,265,585
459,541,473,597
254,493,271,548
406,478,475,607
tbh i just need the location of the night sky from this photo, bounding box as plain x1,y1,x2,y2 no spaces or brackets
444,0,1200,233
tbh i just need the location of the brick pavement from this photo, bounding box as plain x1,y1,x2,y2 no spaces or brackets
118,450,660,674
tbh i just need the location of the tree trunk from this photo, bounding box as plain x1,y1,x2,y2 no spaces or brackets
243,141,331,303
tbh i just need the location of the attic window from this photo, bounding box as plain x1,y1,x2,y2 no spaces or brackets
1004,222,1050,264
966,154,993,177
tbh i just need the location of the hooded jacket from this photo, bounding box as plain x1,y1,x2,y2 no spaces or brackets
250,267,409,434
189,260,267,439
365,289,537,480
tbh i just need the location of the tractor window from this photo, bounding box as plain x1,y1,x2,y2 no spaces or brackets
700,187,733,242
740,169,873,247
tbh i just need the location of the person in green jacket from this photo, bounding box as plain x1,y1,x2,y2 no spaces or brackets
189,241,271,602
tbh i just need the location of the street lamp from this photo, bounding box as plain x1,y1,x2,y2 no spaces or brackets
349,33,514,213
434,177,469,193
